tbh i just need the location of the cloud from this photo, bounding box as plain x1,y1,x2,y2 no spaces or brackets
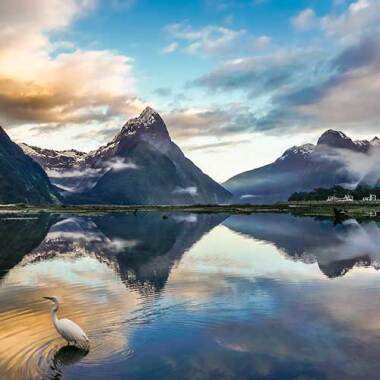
160,42,179,54
165,22,273,57
164,105,258,139
191,21,380,136
332,36,378,71
320,0,380,39
46,157,139,192
184,139,251,151
0,0,139,131
311,144,380,187
283,36,380,130
190,49,320,134
0,0,95,37
153,87,172,97
105,157,139,171
73,124,125,142
173,186,198,195
291,8,317,31
47,167,102,179
46,166,104,192
165,22,247,56
0,51,136,125
191,49,319,95
254,35,272,48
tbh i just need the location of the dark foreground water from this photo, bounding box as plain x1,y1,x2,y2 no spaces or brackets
1,212,380,380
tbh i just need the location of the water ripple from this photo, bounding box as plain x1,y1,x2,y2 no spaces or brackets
0,258,143,380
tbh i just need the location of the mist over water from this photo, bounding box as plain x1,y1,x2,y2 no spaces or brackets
1,212,380,379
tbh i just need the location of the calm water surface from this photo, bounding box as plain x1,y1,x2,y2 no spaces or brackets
1,212,380,379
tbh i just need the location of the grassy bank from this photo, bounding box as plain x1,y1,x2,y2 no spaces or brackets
0,201,379,218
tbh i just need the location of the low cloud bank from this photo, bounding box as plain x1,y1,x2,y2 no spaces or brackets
173,186,198,196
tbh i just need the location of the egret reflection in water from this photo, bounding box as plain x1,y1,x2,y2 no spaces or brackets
50,345,89,380
1,212,380,379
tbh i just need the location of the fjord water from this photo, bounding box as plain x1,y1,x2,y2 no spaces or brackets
1,213,380,379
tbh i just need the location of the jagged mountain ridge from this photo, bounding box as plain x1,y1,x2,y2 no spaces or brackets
224,129,380,203
21,107,231,205
0,127,61,204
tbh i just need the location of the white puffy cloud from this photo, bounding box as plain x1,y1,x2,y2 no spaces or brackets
0,0,140,131
165,22,247,56
291,8,317,31
321,0,380,38
254,35,272,48
0,0,94,56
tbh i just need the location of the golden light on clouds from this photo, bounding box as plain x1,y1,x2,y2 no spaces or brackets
0,0,143,139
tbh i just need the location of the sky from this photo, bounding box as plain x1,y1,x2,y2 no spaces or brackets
1,0,380,182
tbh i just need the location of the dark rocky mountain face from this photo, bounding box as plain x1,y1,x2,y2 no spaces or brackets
224,129,380,203
0,127,61,204
317,129,371,152
21,107,231,205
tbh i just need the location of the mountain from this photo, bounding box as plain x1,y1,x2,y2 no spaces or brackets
316,130,372,152
21,107,231,205
0,127,61,204
224,129,380,203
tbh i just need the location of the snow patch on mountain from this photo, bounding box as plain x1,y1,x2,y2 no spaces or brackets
278,143,315,161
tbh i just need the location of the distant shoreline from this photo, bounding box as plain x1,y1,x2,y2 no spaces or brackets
0,201,379,218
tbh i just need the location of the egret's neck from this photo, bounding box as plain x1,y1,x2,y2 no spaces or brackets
51,303,59,327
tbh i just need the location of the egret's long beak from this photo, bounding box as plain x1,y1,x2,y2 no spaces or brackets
43,296,54,301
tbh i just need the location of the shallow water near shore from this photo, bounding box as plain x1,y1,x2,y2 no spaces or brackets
1,212,380,379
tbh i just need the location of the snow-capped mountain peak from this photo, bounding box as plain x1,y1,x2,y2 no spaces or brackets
119,106,168,138
317,129,371,152
139,106,159,124
278,143,315,161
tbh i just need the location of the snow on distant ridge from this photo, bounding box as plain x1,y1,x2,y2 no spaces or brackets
278,143,315,161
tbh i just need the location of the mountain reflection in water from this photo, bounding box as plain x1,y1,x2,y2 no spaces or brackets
21,213,225,292
224,213,380,278
1,212,380,380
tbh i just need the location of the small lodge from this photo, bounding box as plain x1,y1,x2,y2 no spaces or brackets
363,194,377,201
326,195,354,202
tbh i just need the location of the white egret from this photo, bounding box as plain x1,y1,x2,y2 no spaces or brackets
43,296,90,351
